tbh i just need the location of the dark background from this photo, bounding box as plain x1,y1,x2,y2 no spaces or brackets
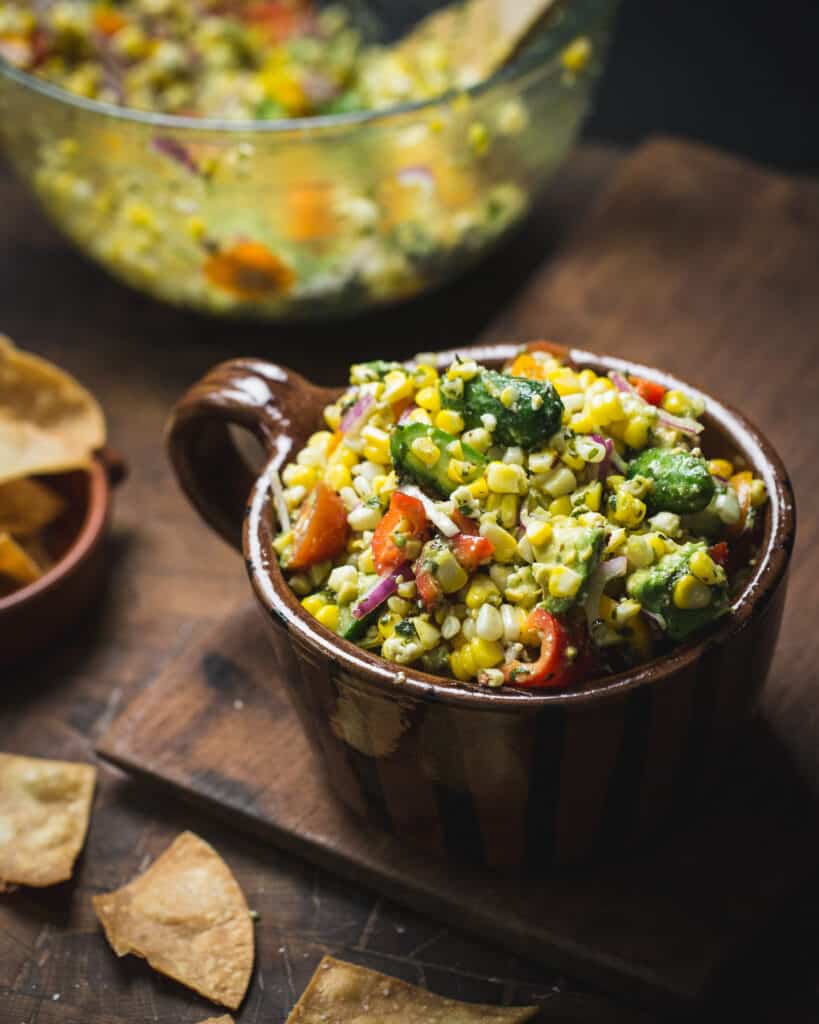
586,0,819,171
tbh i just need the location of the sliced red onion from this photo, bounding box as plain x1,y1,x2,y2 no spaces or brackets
583,555,628,631
397,485,458,537
656,410,704,436
611,371,637,396
398,404,417,425
340,393,374,436
152,136,199,175
352,563,411,619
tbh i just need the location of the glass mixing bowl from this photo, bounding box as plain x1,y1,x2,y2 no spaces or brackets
0,0,617,319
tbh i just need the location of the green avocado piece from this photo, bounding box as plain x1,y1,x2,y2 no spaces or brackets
390,422,486,497
534,519,604,614
337,603,379,642
440,369,563,449
626,542,729,641
628,447,715,514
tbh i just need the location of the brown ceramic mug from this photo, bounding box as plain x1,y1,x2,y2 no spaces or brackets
166,344,795,868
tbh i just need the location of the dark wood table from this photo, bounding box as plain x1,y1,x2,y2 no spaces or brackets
1,144,817,1024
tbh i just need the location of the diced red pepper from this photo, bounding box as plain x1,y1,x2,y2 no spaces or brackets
450,509,479,535
372,491,428,575
629,376,667,406
415,566,443,610
709,541,729,567
500,608,590,688
452,533,494,572
286,482,348,571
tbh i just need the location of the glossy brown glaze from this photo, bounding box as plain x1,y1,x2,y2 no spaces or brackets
167,346,795,866
0,450,125,664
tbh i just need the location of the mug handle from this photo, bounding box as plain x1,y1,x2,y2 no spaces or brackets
166,358,339,551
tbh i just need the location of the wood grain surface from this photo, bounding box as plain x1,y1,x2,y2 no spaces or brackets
1,138,819,1024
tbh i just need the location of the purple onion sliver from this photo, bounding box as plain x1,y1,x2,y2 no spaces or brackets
340,393,374,435
152,136,200,175
352,562,412,619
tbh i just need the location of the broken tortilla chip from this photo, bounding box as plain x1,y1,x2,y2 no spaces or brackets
196,1018,234,1024
0,753,96,889
0,477,65,537
285,956,539,1024
0,335,106,485
93,831,254,1010
0,532,43,587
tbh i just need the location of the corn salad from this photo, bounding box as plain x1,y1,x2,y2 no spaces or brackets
274,346,768,690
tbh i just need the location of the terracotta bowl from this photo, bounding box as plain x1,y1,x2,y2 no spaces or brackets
0,451,125,666
167,344,795,868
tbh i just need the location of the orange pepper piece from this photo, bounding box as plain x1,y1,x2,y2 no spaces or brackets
204,241,295,300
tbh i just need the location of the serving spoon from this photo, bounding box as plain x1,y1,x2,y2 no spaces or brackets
392,0,567,90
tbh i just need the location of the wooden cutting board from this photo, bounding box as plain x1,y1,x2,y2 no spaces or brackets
97,139,819,1007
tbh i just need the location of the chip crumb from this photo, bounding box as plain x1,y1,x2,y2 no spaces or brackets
0,752,96,889
92,831,254,1010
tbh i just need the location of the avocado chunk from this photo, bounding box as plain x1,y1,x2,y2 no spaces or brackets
532,517,604,614
441,369,563,448
628,447,715,514
337,603,379,642
390,422,486,497
626,542,729,641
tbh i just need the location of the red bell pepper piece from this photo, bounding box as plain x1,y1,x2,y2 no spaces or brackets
499,608,590,688
452,533,494,572
708,541,729,566
371,491,428,575
415,566,443,610
629,376,667,406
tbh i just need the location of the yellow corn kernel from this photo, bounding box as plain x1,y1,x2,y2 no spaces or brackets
577,368,598,389
548,565,583,599
584,481,602,512
625,613,652,658
613,491,647,527
361,425,391,465
623,416,650,449
549,496,572,516
487,461,525,494
500,386,517,408
324,403,342,430
548,367,581,395
673,574,712,610
662,389,690,416
410,436,441,466
273,530,294,555
599,594,617,625
329,443,358,469
560,451,585,471
526,519,552,547
708,458,734,480
302,594,326,615
315,604,340,630
415,386,441,413
325,464,352,491
450,645,477,681
499,494,519,529
480,521,518,562
308,430,333,453
407,408,432,425
562,35,592,73
358,548,376,574
447,459,475,485
569,411,595,434
468,477,489,499
689,549,722,586
382,370,412,404
606,474,625,491
588,390,624,429
435,409,465,434
470,637,504,670
465,576,501,609
282,464,317,488
646,533,667,560
378,611,401,639
186,215,206,242
413,364,439,389
750,479,767,507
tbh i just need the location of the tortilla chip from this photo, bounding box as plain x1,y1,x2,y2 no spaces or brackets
0,753,96,889
196,1018,234,1024
0,532,43,587
0,477,65,537
93,831,254,1010
286,956,538,1024
0,335,106,485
